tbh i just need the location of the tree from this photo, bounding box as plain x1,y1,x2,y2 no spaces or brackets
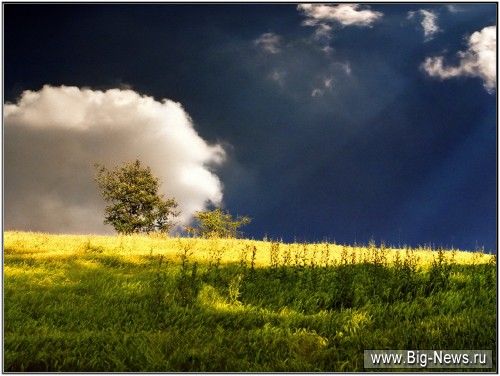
94,159,179,234
193,208,251,238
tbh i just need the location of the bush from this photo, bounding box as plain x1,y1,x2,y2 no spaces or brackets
193,208,251,238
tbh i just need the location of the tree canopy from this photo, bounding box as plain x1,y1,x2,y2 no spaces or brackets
95,159,179,234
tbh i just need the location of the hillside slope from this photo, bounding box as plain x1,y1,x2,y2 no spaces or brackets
4,231,496,371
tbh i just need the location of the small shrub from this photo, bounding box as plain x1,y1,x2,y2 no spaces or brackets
270,242,280,269
228,274,244,305
193,208,251,238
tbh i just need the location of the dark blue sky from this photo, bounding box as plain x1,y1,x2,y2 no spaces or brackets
4,3,497,251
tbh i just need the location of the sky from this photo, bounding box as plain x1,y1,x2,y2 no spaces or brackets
3,3,497,251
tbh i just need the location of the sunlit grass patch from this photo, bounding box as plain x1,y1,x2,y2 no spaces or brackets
3,231,496,372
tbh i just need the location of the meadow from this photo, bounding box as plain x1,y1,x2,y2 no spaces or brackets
3,231,497,372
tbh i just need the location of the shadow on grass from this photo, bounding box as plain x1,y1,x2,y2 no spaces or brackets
4,254,496,372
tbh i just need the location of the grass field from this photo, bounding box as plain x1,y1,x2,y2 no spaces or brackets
3,231,497,371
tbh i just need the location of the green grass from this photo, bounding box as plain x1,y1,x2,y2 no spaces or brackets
3,231,496,371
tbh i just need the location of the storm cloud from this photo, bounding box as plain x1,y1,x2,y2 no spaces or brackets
4,85,225,234
4,4,496,251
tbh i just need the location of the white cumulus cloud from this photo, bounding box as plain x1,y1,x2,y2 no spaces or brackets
4,85,226,234
297,4,382,44
408,9,441,41
298,3,383,28
422,26,496,93
254,32,282,54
